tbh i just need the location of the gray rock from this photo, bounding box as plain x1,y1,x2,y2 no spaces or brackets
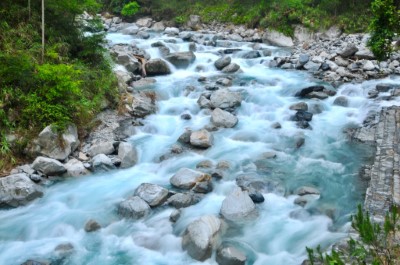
211,108,238,128
303,61,321,72
170,168,211,189
137,31,150,39
363,61,375,71
306,91,329,100
216,245,247,265
339,44,358,58
210,89,242,110
296,186,320,196
129,91,157,118
134,183,169,207
192,180,213,194
170,209,181,222
221,63,240,73
190,129,214,148
0,173,44,208
136,18,152,28
198,96,211,109
29,124,79,161
91,154,115,172
145,59,171,76
289,102,308,111
214,56,231,70
151,21,165,32
178,129,192,144
167,192,201,208
21,260,49,265
186,15,201,30
118,142,138,168
131,78,156,89
117,196,150,219
165,52,196,68
355,49,375,60
64,159,90,177
182,215,223,261
262,30,294,47
84,219,101,232
32,156,66,176
298,54,310,66
240,51,261,59
220,187,258,222
333,96,349,107
216,78,233,87
88,141,115,157
121,25,139,35
236,174,285,195
164,27,180,35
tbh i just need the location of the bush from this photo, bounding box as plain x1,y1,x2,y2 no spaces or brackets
121,1,140,16
307,205,400,265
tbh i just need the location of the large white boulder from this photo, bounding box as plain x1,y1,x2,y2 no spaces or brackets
220,187,258,222
170,168,210,190
32,156,67,176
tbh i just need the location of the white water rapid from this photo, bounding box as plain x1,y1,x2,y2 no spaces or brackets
1,30,400,265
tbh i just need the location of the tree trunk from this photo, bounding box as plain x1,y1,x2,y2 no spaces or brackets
41,0,44,63
28,0,30,20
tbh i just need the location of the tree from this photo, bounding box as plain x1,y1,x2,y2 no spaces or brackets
368,0,399,60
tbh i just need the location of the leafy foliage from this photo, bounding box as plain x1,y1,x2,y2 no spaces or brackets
368,0,399,60
307,205,400,265
121,1,140,16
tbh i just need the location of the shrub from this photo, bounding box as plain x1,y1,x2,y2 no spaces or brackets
121,1,140,17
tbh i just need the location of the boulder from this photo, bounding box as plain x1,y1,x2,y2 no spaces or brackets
289,102,308,111
121,25,139,35
170,168,210,189
117,196,150,219
221,63,240,73
165,52,196,68
220,187,258,222
64,159,90,177
152,21,165,32
355,49,375,60
210,89,242,110
240,51,261,59
29,124,79,161
295,85,324,98
167,192,202,208
145,59,171,76
197,96,211,109
91,154,115,172
32,156,66,176
363,61,375,71
236,174,285,195
190,129,214,148
164,27,180,35
170,209,181,222
292,110,313,122
216,245,247,265
0,173,44,208
303,61,321,72
186,15,201,30
118,142,138,168
84,219,101,232
136,18,152,28
214,56,231,70
298,54,310,66
116,53,141,74
137,31,150,39
211,108,238,128
339,44,359,58
296,186,320,196
88,141,115,157
262,30,294,47
182,215,223,261
129,92,157,118
134,183,169,207
294,25,314,44
333,96,349,107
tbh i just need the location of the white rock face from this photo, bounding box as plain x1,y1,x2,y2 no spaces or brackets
211,108,238,128
220,188,258,222
262,30,294,47
170,168,210,189
32,156,67,176
182,215,223,261
134,183,169,207
0,173,44,208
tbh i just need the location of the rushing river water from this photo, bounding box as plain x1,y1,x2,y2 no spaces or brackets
1,30,400,265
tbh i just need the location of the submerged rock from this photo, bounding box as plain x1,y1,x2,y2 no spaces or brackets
84,219,101,232
182,215,223,261
0,173,44,208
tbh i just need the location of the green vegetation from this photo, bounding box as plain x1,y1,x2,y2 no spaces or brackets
368,0,400,60
307,205,400,265
0,0,117,173
121,1,140,17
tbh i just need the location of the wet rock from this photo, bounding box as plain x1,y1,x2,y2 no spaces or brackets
292,110,313,122
84,219,101,232
296,137,305,148
306,91,329,100
196,160,214,169
376,83,400,92
28,124,79,161
151,21,165,32
294,195,319,207
136,17,152,28
131,78,156,89
221,63,240,73
178,129,192,144
192,181,213,194
339,44,358,58
289,102,308,111
216,245,247,265
170,168,211,189
21,260,49,265
164,27,179,35
216,77,233,87
64,159,90,177
298,54,310,66
210,89,242,110
54,243,74,258
182,215,223,261
297,186,320,196
121,25,139,35
271,122,282,129
170,209,181,222
165,51,196,68
0,173,44,208
220,187,258,222
91,154,116,172
236,174,285,195
88,141,115,157
118,196,150,219
137,31,150,39
180,113,192,120
333,96,349,107
249,191,265,203
241,51,261,59
32,156,66,176
134,183,169,207
190,129,214,148
295,85,325,98
211,108,238,128
197,95,212,109
118,142,138,168
167,192,202,208
128,91,157,118
145,59,171,76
